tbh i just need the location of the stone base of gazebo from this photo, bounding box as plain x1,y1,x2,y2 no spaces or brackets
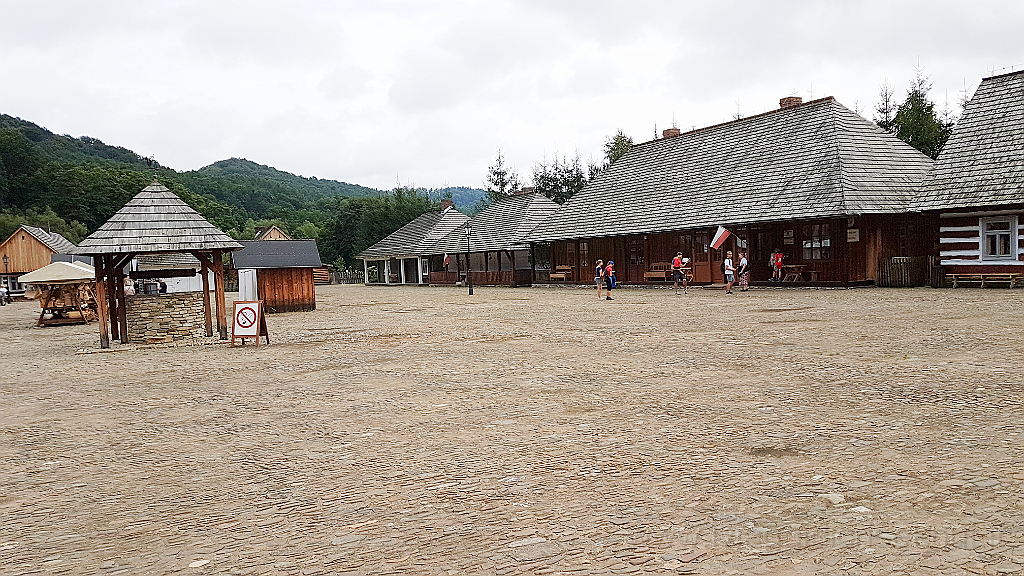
126,293,207,343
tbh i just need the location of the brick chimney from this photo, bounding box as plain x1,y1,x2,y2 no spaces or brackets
779,96,803,109
441,199,454,211
516,186,536,196
662,127,681,139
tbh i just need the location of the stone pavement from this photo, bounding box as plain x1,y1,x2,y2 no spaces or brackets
1,284,1022,575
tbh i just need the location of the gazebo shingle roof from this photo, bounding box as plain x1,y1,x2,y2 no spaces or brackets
72,182,242,255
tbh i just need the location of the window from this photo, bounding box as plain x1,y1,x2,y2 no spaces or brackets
982,217,1017,260
802,223,831,260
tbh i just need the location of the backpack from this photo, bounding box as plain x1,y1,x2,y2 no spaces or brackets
721,260,726,274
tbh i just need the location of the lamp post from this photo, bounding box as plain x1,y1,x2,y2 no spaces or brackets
465,225,473,295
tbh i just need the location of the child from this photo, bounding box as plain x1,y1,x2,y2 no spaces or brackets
604,261,616,300
771,249,784,282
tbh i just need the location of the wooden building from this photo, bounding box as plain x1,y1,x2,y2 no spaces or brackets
527,96,934,286
232,240,322,312
72,181,242,348
913,70,1024,287
358,201,469,285
0,225,78,292
255,225,291,241
428,191,560,287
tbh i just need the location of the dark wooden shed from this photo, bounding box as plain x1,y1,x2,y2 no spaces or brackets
232,240,322,312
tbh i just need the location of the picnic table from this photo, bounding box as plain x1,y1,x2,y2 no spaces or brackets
781,264,806,282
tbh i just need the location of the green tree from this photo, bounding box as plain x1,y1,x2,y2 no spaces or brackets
876,72,954,159
531,152,589,204
483,149,521,204
874,81,897,133
602,129,633,167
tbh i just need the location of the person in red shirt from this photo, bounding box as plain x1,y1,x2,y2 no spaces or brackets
671,252,689,295
771,249,784,282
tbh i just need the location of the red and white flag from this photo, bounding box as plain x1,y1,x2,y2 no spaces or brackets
443,253,451,267
710,226,732,249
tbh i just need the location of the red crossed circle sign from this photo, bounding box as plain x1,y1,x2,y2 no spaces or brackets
236,307,256,329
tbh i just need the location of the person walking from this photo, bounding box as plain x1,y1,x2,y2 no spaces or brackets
604,260,616,300
723,250,736,294
736,250,750,292
771,248,784,282
0,283,8,306
594,259,605,299
672,252,688,295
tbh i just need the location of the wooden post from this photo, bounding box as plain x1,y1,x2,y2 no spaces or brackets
200,252,213,337
213,249,227,340
105,256,120,341
94,255,110,348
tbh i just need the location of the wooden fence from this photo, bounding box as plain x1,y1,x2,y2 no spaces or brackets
877,256,930,287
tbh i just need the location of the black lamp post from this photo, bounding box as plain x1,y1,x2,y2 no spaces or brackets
465,225,473,295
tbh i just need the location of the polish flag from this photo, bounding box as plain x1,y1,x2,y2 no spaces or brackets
711,226,732,249
443,253,451,267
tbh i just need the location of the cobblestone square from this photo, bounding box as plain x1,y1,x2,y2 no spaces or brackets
1,284,1022,575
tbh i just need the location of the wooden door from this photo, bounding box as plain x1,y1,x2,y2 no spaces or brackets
627,236,645,283
692,231,711,282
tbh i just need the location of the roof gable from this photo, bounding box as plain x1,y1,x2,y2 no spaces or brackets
20,225,77,254
356,207,469,259
72,182,242,255
528,98,932,242
434,193,561,254
913,70,1024,211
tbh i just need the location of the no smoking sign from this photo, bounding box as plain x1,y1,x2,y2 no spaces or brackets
232,301,267,345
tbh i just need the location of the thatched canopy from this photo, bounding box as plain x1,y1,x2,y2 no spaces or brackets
73,182,241,256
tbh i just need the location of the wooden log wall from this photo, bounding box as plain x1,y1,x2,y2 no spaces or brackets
258,268,316,313
0,229,55,274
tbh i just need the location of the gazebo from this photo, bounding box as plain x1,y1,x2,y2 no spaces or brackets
72,181,242,348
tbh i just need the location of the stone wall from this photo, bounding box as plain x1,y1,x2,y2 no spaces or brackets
126,292,206,343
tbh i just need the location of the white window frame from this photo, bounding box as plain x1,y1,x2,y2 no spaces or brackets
980,216,1018,261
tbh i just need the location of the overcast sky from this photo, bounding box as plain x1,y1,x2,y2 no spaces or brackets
1,1,1021,191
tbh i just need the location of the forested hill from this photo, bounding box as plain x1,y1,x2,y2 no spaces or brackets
0,113,486,268
177,158,382,215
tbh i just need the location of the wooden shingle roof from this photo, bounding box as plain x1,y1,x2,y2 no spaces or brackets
433,193,560,254
72,182,242,255
21,225,77,254
356,207,469,259
913,70,1024,211
528,97,933,242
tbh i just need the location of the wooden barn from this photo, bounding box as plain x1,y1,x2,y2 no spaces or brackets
358,201,469,285
232,240,322,312
428,191,560,287
526,96,934,286
913,70,1024,288
0,225,78,292
72,181,242,348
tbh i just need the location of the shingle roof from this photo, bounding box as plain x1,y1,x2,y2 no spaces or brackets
233,240,323,269
433,193,561,254
356,207,469,259
527,98,933,242
21,225,77,254
913,70,1024,211
136,253,201,270
72,182,243,255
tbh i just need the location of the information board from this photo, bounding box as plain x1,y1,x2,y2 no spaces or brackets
232,300,269,347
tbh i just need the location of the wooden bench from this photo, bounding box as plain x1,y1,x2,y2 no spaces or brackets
644,262,672,281
549,265,573,281
947,273,1023,288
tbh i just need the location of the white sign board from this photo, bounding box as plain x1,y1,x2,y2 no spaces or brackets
232,300,268,346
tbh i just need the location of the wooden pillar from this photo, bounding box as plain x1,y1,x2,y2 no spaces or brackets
362,259,369,285
94,255,110,349
213,249,227,340
105,256,120,342
510,251,517,287
400,258,407,284
200,253,213,337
